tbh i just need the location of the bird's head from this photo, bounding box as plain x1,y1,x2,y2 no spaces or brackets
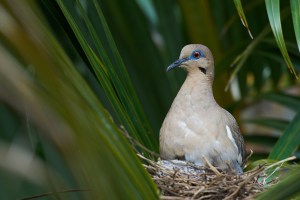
167,44,214,81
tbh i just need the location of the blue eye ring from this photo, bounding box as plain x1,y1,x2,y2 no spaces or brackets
190,50,204,60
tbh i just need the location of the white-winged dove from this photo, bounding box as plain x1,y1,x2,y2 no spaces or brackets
160,44,245,174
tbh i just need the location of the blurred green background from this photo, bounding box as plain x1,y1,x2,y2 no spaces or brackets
0,0,300,199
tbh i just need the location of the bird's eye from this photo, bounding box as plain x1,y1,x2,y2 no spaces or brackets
194,52,200,58
191,50,203,59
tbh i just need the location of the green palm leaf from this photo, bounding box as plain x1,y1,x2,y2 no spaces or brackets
265,0,298,78
55,0,158,152
0,1,157,199
233,0,253,38
269,112,300,160
291,0,300,53
256,166,300,199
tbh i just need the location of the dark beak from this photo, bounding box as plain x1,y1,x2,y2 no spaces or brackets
166,57,189,72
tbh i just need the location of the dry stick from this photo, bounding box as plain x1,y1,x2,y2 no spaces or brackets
224,165,266,200
224,185,242,200
260,156,297,185
243,149,253,167
137,153,159,166
191,186,205,199
121,128,160,157
161,196,185,200
203,156,223,176
159,186,180,196
199,194,214,200
19,189,89,200
265,156,296,171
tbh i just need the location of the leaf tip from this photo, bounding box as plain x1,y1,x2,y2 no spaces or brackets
248,29,253,39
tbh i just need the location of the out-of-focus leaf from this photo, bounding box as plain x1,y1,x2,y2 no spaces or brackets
178,0,232,106
243,118,289,131
244,134,278,147
256,50,300,71
233,0,253,38
244,159,275,171
0,1,158,199
250,59,265,92
291,0,300,53
265,0,298,78
269,112,300,160
256,165,300,200
261,92,300,111
0,104,19,141
152,0,185,96
178,0,222,57
225,25,270,91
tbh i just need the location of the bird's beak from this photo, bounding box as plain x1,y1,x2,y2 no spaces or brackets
166,57,190,72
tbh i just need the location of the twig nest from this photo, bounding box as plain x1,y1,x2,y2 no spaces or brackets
139,155,270,200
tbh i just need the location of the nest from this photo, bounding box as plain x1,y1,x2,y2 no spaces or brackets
123,131,295,199
138,154,295,200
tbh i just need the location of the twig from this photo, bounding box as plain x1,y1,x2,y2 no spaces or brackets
121,127,160,158
161,196,185,200
265,156,296,170
19,189,89,200
191,186,205,199
203,156,222,176
243,149,253,167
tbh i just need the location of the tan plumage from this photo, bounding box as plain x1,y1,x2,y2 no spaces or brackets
160,44,245,174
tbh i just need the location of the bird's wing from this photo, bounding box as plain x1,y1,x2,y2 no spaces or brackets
223,110,246,166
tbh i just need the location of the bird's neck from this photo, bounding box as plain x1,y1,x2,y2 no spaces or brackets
177,73,217,108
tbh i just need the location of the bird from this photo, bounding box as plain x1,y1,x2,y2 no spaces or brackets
159,44,245,174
